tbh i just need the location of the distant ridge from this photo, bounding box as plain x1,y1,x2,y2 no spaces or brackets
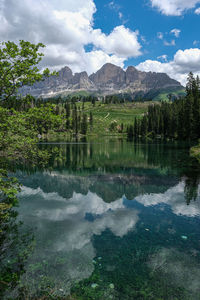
21,63,183,98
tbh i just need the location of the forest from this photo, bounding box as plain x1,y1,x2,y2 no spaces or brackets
127,72,200,140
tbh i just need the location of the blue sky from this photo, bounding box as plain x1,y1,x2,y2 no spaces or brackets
94,0,199,64
1,0,200,85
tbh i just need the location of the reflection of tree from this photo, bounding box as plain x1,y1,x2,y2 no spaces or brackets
0,169,34,298
37,139,188,173
18,139,200,205
0,205,34,298
184,176,199,205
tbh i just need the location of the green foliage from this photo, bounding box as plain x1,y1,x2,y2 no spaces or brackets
26,104,63,135
0,40,62,297
0,40,57,102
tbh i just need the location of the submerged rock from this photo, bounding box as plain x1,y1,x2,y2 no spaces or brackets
109,283,115,289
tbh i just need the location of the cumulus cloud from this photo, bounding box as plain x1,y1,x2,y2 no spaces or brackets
0,0,142,75
137,48,200,85
150,0,200,16
92,26,141,57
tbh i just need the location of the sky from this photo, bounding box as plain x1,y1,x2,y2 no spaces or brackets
1,0,200,85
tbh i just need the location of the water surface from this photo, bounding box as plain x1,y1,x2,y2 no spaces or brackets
10,140,200,299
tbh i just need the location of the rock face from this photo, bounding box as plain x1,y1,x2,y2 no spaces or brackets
89,63,126,88
21,63,182,98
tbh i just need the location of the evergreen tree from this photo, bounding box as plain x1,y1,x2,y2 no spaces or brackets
129,73,200,140
134,117,138,137
65,102,70,118
89,111,93,128
81,114,87,135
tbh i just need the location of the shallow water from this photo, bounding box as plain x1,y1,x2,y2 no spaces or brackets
10,140,200,299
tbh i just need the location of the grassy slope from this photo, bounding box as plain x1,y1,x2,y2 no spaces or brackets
46,101,151,140
154,89,185,101
142,87,185,102
80,102,150,135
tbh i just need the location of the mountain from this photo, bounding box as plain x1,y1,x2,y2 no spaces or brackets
21,63,183,99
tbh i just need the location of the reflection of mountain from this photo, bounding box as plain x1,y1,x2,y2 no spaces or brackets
16,140,200,204
17,171,178,203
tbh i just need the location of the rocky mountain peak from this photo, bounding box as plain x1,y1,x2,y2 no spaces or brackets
126,66,141,84
59,66,73,81
89,63,126,86
20,63,182,98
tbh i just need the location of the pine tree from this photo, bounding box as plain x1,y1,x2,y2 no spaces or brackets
65,102,70,118
81,114,87,135
134,117,138,137
89,111,93,128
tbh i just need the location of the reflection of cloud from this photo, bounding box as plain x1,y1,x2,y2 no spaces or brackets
148,248,200,298
18,186,139,293
20,186,139,240
135,181,200,217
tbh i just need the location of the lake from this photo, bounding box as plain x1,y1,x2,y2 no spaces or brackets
7,139,200,299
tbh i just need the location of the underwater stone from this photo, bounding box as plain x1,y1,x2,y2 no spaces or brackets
181,235,188,240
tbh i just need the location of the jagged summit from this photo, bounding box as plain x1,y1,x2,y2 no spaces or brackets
21,63,182,98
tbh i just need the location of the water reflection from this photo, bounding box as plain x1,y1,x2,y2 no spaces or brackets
17,186,139,296
14,140,200,299
149,248,200,297
135,181,200,217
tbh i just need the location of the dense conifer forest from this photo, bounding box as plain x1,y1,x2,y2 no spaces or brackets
127,72,200,140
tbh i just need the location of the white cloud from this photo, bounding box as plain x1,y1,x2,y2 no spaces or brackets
164,39,176,46
0,0,142,75
170,28,181,38
195,7,200,14
119,12,123,19
193,40,200,45
92,26,141,57
150,0,200,16
137,48,200,85
108,1,120,11
157,54,168,61
83,50,125,75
